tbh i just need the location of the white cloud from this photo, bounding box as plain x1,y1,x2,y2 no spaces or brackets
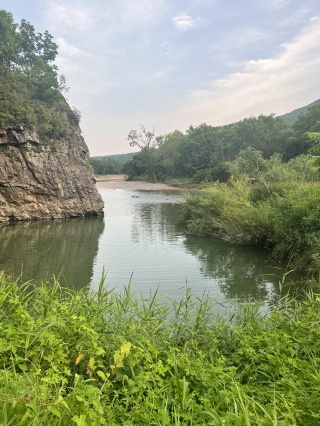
183,20,320,126
45,1,96,31
57,38,89,57
172,13,203,31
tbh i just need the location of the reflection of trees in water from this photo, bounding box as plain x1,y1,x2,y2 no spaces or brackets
126,195,283,304
183,234,283,302
131,201,184,245
0,216,104,289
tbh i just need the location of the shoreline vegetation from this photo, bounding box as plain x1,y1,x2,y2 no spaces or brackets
180,150,320,276
1,273,320,425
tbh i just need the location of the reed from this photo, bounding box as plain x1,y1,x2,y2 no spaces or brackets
0,272,320,424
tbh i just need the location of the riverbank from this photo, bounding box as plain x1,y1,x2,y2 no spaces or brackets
95,174,192,191
1,273,320,424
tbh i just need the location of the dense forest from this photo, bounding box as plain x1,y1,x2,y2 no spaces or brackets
89,153,133,175
122,103,320,183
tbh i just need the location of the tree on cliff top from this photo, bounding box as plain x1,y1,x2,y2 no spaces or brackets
0,9,71,102
0,10,81,140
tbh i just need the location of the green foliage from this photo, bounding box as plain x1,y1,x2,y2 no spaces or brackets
267,183,320,272
89,156,123,175
182,178,269,245
284,103,320,159
0,10,58,75
125,102,320,184
1,273,320,424
123,147,163,182
307,132,320,168
182,150,320,273
0,10,80,142
280,99,320,124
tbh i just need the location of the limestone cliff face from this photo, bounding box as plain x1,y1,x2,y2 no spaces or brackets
0,126,104,222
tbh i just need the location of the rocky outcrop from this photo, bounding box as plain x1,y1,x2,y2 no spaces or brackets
0,126,104,222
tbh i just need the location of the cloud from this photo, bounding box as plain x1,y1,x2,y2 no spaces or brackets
172,13,203,31
57,38,89,57
45,1,96,31
183,19,320,126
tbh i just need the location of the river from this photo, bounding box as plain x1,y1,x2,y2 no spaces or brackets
0,188,296,309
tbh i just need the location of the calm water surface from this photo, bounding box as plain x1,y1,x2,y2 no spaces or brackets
0,189,293,307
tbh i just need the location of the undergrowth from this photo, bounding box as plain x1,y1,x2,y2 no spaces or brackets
1,272,320,424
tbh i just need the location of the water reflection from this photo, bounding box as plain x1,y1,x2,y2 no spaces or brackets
182,234,282,303
0,189,295,308
0,216,104,289
90,190,288,306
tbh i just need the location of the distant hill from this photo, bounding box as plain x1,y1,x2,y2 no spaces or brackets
92,100,320,162
279,99,320,124
91,153,134,164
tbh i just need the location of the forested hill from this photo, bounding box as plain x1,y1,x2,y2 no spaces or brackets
89,153,134,175
90,98,320,177
279,99,320,124
121,100,320,183
91,153,134,163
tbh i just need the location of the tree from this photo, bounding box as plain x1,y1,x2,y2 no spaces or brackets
285,104,320,159
307,132,320,168
0,10,18,71
0,10,59,97
127,125,160,150
127,125,163,182
235,114,289,158
157,130,185,177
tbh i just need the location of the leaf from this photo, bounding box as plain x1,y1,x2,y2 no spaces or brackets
76,395,86,402
88,356,95,369
113,350,123,365
47,406,61,418
17,408,32,425
120,341,132,356
97,370,107,381
71,414,87,426
75,353,85,365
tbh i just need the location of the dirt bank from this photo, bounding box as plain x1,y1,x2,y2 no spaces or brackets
95,175,188,191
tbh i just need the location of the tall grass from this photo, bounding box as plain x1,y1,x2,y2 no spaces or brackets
1,272,320,424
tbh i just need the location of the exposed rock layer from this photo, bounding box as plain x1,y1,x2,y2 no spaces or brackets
0,126,104,222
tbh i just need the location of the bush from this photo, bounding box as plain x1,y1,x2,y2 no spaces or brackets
182,178,270,244
267,183,320,272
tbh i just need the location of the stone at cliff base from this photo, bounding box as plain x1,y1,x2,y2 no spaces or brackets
0,126,104,222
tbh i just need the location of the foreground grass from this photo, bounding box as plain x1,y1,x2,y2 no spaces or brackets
1,273,320,425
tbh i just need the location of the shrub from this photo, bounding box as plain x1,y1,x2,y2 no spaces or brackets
182,178,270,245
267,183,320,272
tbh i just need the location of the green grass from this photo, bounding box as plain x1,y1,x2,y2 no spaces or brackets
1,272,320,424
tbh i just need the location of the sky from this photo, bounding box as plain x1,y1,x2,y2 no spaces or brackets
1,0,320,156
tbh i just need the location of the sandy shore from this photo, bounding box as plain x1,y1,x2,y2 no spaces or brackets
95,175,185,191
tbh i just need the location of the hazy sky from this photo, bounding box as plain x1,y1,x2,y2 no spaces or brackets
1,0,320,155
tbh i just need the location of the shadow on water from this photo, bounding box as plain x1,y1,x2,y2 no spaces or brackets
160,202,300,306
0,216,105,289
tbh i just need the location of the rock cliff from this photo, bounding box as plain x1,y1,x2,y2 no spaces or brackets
0,125,104,222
